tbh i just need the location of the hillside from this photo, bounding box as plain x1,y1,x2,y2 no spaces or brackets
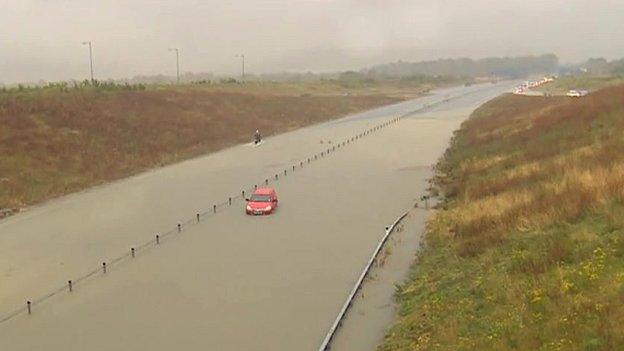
0,84,408,214
537,75,624,95
380,85,624,350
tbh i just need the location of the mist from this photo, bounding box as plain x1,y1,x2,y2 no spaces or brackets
1,0,623,84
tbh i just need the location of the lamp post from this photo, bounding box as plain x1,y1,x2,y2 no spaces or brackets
81,41,94,83
169,48,180,84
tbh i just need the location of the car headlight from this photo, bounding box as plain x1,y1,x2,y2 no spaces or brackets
246,205,252,211
264,205,272,211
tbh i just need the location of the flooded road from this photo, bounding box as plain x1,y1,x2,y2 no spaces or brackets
328,208,428,351
0,82,515,350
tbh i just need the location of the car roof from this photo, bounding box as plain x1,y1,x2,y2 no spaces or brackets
253,187,275,195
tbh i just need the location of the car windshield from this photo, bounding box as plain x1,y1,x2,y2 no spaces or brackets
250,194,272,202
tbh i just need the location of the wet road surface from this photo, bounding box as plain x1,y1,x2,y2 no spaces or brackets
0,82,515,350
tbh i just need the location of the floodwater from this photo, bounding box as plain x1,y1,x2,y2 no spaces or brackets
329,208,428,351
0,82,515,350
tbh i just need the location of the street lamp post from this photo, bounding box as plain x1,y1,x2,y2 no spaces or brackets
169,48,180,84
236,54,245,82
81,41,94,83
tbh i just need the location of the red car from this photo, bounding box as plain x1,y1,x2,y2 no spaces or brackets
246,188,278,215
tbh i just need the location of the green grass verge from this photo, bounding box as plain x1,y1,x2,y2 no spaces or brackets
379,85,624,350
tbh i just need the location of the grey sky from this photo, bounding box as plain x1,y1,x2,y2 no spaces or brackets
1,0,623,83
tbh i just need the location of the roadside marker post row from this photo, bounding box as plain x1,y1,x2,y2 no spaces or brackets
2,98,456,322
4,113,409,321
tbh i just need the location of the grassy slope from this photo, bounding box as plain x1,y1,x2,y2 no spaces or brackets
0,83,411,211
379,86,624,350
537,75,624,95
191,79,453,99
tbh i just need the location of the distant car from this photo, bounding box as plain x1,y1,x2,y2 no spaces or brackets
567,90,581,97
246,188,278,215
513,87,526,95
567,90,588,97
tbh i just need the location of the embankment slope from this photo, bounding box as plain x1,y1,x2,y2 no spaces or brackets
0,87,401,211
380,85,624,350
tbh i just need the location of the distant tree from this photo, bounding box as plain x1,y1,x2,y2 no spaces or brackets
364,54,559,79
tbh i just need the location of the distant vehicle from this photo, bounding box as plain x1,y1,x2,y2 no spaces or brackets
254,130,262,145
246,188,278,215
513,87,526,95
567,90,588,97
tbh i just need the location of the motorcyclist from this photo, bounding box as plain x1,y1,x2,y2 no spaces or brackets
254,129,262,144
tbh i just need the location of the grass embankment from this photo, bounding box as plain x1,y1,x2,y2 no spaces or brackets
537,75,624,95
380,85,624,350
196,77,457,99
0,84,408,212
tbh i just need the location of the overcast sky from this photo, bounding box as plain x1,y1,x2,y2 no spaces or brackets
1,0,623,83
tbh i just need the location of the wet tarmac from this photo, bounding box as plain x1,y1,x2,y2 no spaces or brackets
0,82,516,350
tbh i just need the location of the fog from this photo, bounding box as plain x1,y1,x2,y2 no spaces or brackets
1,0,623,83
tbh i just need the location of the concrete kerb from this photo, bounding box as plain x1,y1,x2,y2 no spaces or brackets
317,211,409,351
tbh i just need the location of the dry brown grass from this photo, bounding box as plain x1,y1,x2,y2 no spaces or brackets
0,87,403,211
445,88,624,255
